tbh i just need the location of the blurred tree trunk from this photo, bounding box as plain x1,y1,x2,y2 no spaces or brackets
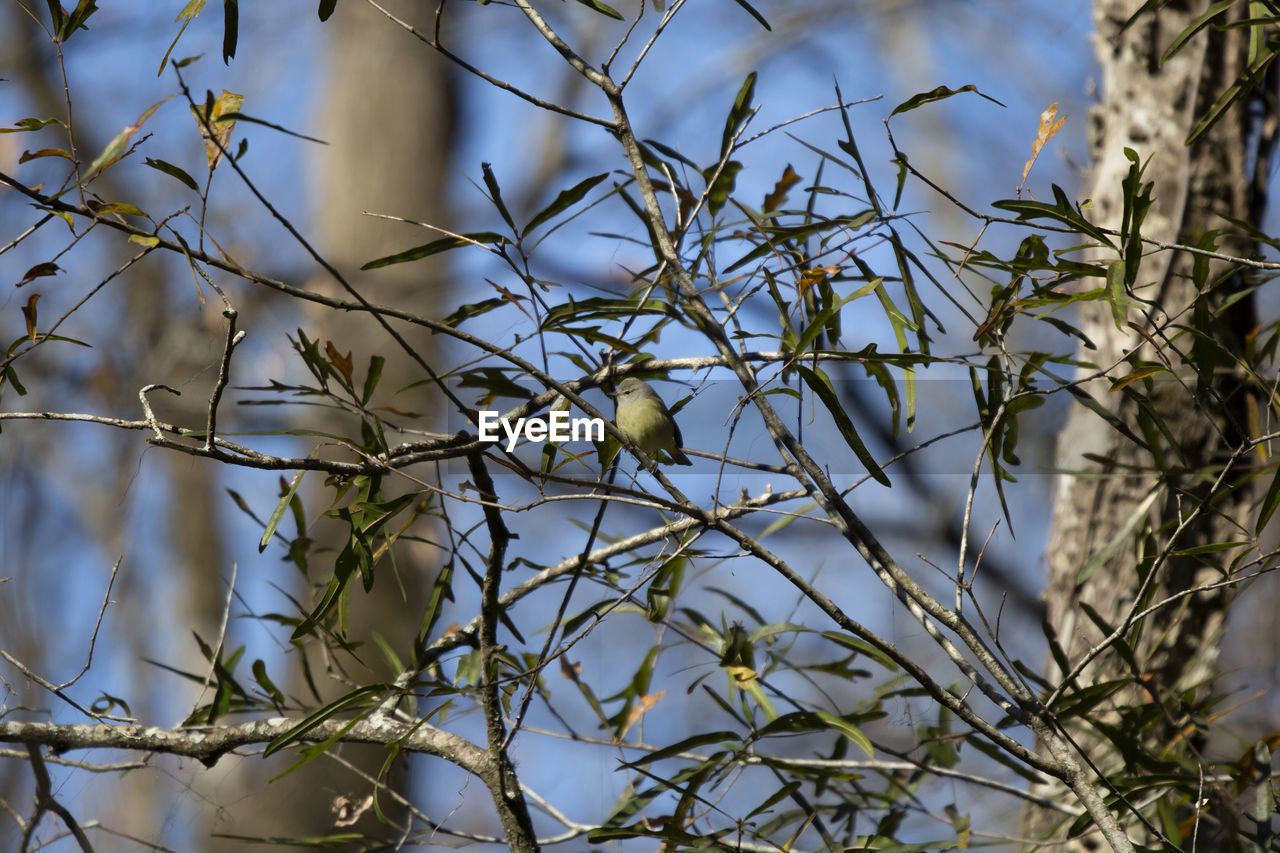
0,6,230,840
194,2,456,848
1028,0,1275,849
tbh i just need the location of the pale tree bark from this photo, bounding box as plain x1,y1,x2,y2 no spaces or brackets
1029,1,1276,849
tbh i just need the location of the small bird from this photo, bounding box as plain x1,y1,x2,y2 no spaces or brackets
612,377,693,466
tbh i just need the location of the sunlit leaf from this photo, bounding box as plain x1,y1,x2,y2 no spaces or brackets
571,0,623,19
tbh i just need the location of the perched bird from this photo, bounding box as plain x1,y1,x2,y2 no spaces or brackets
612,377,693,466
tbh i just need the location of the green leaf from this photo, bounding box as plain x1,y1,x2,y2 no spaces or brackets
454,366,534,404
1255,465,1280,534
360,354,385,404
524,172,608,233
1106,259,1135,330
0,117,63,134
993,184,1116,249
213,831,365,846
621,731,738,767
360,232,507,269
571,0,623,19
542,295,676,327
965,735,1049,784
1108,363,1166,391
793,285,868,356
45,0,66,34
481,161,516,233
816,710,874,756
88,201,145,217
729,0,770,30
158,0,207,76
259,468,309,553
703,160,741,217
1161,1,1235,61
441,296,507,328
252,659,286,708
216,111,326,144
144,157,200,191
889,83,1006,117
222,0,238,63
642,138,699,169
1076,485,1161,584
757,711,874,756
835,80,881,214
1168,541,1249,557
416,559,454,653
263,685,384,758
720,72,758,158
745,780,802,820
796,365,890,486
59,0,98,41
1186,48,1278,145
1063,384,1147,449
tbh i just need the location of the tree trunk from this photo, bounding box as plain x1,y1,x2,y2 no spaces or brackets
194,2,456,847
1029,1,1272,848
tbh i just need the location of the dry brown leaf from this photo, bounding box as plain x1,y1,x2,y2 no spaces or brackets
618,689,666,740
1020,102,1066,189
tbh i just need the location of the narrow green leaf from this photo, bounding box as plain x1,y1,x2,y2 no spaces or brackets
965,736,1046,784
260,468,308,553
252,659,285,708
88,201,144,217
1063,384,1148,449
1108,363,1166,391
1255,465,1280,534
360,354,385,404
1077,485,1161,583
1168,541,1249,557
1161,0,1235,62
481,162,516,233
993,185,1116,249
144,157,200,191
643,138,699,169
157,0,206,76
0,117,63,134
720,72,758,158
360,232,506,269
703,160,741,216
45,0,66,34
745,781,802,819
621,731,738,767
263,685,383,757
816,710,874,756
889,84,1005,117
1106,259,1132,330
524,172,608,233
571,0,623,19
416,559,454,652
796,365,890,486
60,0,99,41
441,297,506,328
222,0,238,63
217,111,326,144
1187,49,1277,145
729,0,770,30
